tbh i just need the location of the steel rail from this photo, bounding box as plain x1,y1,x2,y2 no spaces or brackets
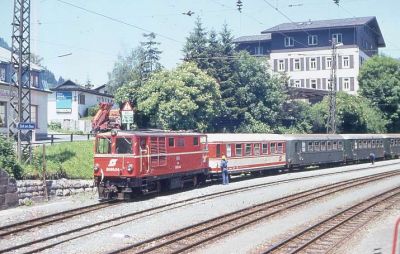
262,186,400,254
1,165,399,254
0,200,118,238
107,170,400,254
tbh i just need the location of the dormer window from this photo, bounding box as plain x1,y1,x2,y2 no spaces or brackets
284,37,294,47
308,35,318,46
332,33,342,44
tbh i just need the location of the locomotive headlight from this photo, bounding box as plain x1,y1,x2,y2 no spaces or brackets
94,163,100,172
127,164,133,172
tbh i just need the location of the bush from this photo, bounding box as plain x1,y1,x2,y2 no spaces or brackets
48,121,61,130
0,136,23,179
87,105,100,117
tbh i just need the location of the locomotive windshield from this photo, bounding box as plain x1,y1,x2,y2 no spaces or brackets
96,137,111,154
116,137,133,154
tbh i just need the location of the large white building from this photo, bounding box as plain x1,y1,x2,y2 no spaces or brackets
0,47,49,139
48,80,113,130
234,16,385,100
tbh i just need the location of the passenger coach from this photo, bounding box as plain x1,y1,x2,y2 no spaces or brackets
207,133,287,175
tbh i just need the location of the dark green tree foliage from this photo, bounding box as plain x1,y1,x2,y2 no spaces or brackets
107,47,146,93
358,55,400,132
183,17,209,70
141,32,163,81
136,62,221,131
0,137,22,179
310,92,387,133
232,52,287,132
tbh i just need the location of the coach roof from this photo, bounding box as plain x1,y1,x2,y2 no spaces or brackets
207,133,285,143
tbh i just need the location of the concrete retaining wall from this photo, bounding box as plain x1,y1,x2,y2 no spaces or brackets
0,169,19,209
17,179,96,205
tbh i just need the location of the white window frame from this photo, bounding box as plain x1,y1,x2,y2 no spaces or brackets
284,36,294,47
30,105,38,127
294,80,301,88
278,59,285,72
342,56,350,68
308,35,318,46
0,67,5,82
327,79,332,90
343,78,350,91
326,57,332,69
332,33,342,44
309,58,317,70
310,79,317,89
294,59,300,71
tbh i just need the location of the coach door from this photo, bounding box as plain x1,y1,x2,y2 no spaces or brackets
140,136,150,174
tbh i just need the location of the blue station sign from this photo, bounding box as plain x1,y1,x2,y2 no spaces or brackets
18,122,36,130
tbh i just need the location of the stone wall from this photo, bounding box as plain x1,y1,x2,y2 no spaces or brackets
17,179,96,205
0,169,19,209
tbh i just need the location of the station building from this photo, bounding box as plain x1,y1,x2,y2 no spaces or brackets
0,47,50,139
234,16,385,101
47,80,113,131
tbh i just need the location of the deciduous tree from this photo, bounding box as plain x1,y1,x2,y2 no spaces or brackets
358,55,400,132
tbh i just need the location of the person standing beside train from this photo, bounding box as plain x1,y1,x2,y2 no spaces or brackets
221,155,229,185
369,152,375,165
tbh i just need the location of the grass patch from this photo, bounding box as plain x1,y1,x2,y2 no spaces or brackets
24,141,94,179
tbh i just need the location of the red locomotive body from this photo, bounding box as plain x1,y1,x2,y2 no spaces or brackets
94,130,208,199
207,134,287,175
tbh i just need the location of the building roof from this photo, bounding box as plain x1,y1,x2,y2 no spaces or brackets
233,34,271,43
93,84,106,91
261,16,385,47
51,80,114,98
0,46,42,70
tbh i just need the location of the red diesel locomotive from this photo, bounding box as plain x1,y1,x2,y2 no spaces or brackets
94,130,209,199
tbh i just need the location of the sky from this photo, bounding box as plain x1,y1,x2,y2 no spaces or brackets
0,0,399,87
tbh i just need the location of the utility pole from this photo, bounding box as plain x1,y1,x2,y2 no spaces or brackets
327,38,338,134
8,0,32,163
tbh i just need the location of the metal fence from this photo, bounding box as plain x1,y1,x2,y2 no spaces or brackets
31,133,95,146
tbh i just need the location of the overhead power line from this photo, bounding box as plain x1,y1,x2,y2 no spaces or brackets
55,0,183,44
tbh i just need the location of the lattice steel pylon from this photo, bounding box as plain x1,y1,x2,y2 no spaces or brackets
8,0,32,163
327,38,338,134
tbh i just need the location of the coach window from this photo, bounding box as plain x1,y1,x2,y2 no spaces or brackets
380,140,383,148
368,140,372,148
333,141,337,150
358,140,362,149
96,137,111,154
314,142,320,151
254,144,260,155
193,137,199,146
216,144,221,157
177,138,185,147
391,139,394,147
168,137,174,147
235,144,243,157
116,137,132,154
271,143,276,153
245,144,252,156
338,141,343,150
262,143,268,154
226,144,232,157
308,142,313,152
363,140,367,149
321,141,326,151
277,143,283,153
372,140,376,148
327,141,332,151
353,141,357,150
301,142,306,152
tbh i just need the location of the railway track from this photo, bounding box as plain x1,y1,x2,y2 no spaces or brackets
262,186,400,254
0,164,398,254
107,170,400,254
0,200,118,238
